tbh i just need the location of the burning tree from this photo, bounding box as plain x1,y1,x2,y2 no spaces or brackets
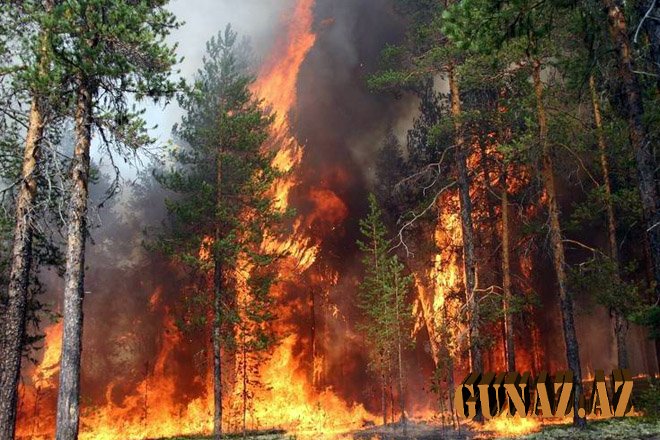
369,0,487,383
155,25,282,439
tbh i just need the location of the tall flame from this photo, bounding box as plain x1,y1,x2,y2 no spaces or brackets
240,0,376,435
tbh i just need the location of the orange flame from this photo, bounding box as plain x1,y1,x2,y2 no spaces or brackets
239,0,377,435
481,414,541,436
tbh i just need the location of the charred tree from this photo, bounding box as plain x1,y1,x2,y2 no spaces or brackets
532,60,585,427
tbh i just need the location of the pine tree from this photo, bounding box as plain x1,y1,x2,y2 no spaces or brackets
40,2,182,438
443,0,588,426
155,25,280,439
0,2,66,437
357,194,412,425
368,0,484,377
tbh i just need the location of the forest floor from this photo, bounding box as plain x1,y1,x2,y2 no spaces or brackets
499,417,660,440
353,418,660,439
158,417,660,440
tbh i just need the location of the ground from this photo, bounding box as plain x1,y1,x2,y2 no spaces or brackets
158,418,660,440
502,418,660,440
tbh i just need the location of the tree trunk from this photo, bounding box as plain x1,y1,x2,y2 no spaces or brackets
381,351,387,426
446,353,457,428
501,179,516,371
495,88,516,372
0,6,52,435
393,271,406,422
0,95,46,440
532,60,585,427
212,257,222,440
638,0,660,80
448,63,482,373
603,0,660,300
440,302,458,428
213,149,223,440
589,74,629,368
389,373,394,422
55,77,93,440
242,335,247,437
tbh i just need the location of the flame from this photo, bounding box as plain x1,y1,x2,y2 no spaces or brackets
253,0,316,212
235,0,377,434
252,0,315,133
481,414,541,436
413,189,464,366
17,309,215,440
33,322,63,386
76,312,212,440
15,323,63,439
240,335,374,438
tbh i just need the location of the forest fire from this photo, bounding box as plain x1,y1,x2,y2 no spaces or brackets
233,0,377,434
17,0,376,438
7,0,660,439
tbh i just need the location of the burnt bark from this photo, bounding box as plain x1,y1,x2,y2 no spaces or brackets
448,64,482,374
589,75,629,368
55,77,93,440
603,0,660,300
532,60,585,427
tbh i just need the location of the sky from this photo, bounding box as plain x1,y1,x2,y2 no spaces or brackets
114,0,293,181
